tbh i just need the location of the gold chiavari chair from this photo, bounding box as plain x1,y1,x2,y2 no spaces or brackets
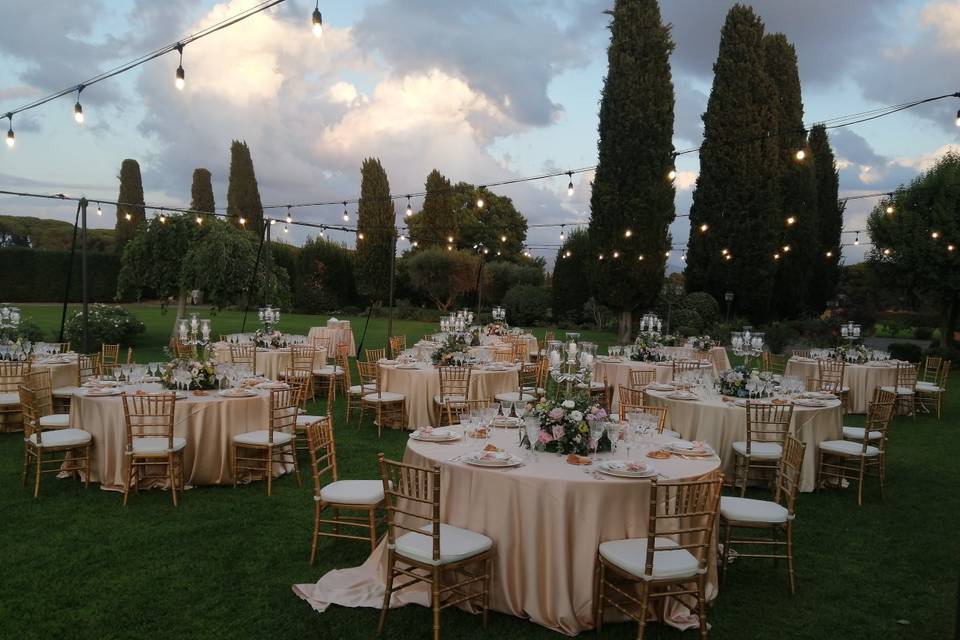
311,335,332,355
121,392,184,506
619,403,668,433
389,335,407,357
0,360,31,431
492,347,513,363
671,359,701,382
791,349,811,359
816,359,848,409
333,343,350,396
732,402,794,497
280,345,318,402
24,370,69,429
917,360,950,420
365,348,386,363
357,362,406,436
174,341,198,359
285,369,333,455
629,369,656,388
232,387,301,496
594,473,722,640
510,340,528,363
721,435,806,593
307,418,385,561
444,399,495,425
377,454,493,640
101,343,121,369
229,344,258,375
50,342,71,354
434,365,472,426
576,375,609,410
19,382,91,497
761,351,787,376
817,390,895,505
53,354,97,409
919,355,942,384
494,362,538,405
342,352,373,423
533,357,549,397
879,362,918,417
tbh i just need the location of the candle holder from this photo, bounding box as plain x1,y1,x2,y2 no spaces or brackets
492,306,506,322
730,328,764,368
839,321,862,342
0,304,21,344
547,338,594,398
258,305,281,332
177,313,212,356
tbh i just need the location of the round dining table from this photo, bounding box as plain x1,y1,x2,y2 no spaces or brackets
64,382,286,490
294,427,721,635
211,343,326,380
379,362,519,429
34,353,80,389
593,357,715,410
783,356,900,414
308,324,357,357
663,346,731,372
643,388,843,492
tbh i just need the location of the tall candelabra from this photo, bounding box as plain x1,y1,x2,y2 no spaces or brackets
492,306,506,322
0,304,21,343
178,313,211,355
638,312,662,335
258,305,280,332
840,322,861,341
731,328,764,367
546,337,596,398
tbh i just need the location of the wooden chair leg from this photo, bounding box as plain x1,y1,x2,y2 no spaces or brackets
721,521,732,585
232,445,239,488
786,522,796,594
83,446,90,488
636,578,650,640
432,566,442,640
856,457,865,506
33,451,42,498
122,454,132,506
266,447,273,496
594,558,605,632
378,550,395,635
310,500,321,565
169,454,179,507
482,556,491,628
21,446,29,487
368,507,377,552
696,575,708,640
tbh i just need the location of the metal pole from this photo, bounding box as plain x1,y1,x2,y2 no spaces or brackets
474,250,485,318
58,201,82,343
240,223,268,333
80,198,89,354
386,232,397,356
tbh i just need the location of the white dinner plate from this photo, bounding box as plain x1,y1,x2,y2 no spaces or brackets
666,391,698,400
218,389,258,398
82,388,124,397
410,430,461,442
462,451,523,467
647,383,675,391
596,460,657,478
794,398,828,407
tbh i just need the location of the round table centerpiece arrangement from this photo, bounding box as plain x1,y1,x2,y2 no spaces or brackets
254,329,287,349
834,343,868,363
161,357,218,390
690,335,717,352
484,321,509,337
430,335,474,365
715,365,775,398
629,334,667,362
526,396,612,456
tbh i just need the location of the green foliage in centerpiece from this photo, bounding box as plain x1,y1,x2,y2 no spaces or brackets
718,365,751,397
692,335,717,351
254,329,286,349
531,396,611,456
162,358,218,390
834,343,868,363
630,332,666,362
431,335,471,365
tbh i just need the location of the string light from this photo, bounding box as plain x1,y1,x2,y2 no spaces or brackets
500,235,507,242
885,204,895,214
125,212,132,221
175,44,185,90
285,206,292,224
497,250,502,256
724,253,732,261
483,248,489,255
96,202,102,216
720,248,728,255
773,253,780,260
699,223,709,233
5,114,13,148
882,248,891,256
159,211,166,223
612,251,619,259
795,149,805,161
637,254,645,261
342,201,349,222
566,172,574,197
405,196,412,217
825,250,833,257
681,251,686,262
447,236,454,243
949,244,956,252
782,245,791,252
239,216,246,226
854,232,860,246
786,216,796,225
665,251,670,258
398,231,405,241
283,224,289,233
319,226,325,237
564,250,572,258
311,1,323,38
73,86,84,124
667,168,677,181
196,214,203,225
931,231,941,239
624,229,633,238
269,218,276,225
476,188,485,209
358,232,364,240
447,244,453,251
559,225,565,241
598,254,604,260
412,240,419,247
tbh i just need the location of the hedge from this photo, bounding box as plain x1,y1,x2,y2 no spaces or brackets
0,247,122,302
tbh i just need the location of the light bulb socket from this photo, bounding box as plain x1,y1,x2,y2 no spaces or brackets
176,65,185,88
312,7,323,26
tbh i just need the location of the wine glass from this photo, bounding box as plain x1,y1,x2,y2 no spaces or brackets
523,417,540,461
589,420,605,462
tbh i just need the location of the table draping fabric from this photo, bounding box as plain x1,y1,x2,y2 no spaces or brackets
784,357,899,414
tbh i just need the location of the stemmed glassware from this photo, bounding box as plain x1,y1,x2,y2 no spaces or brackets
589,420,605,463
523,417,540,461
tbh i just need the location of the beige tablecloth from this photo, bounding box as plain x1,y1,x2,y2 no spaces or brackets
308,325,357,357
35,355,80,389
294,429,720,635
479,334,538,360
65,383,284,490
594,358,715,410
783,358,899,414
644,390,842,492
212,344,306,380
664,346,731,372
380,363,519,429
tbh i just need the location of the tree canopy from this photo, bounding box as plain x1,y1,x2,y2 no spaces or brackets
407,170,456,249
405,248,481,310
115,159,145,253
190,168,216,214
226,140,264,235
354,157,396,305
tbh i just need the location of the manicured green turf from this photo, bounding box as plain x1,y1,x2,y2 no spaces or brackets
1,305,957,639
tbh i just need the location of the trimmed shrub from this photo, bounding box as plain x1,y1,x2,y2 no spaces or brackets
672,308,704,333
887,342,923,363
63,304,145,351
0,247,122,302
913,326,933,341
503,284,551,326
926,345,960,363
675,325,699,338
679,292,720,328
764,322,800,354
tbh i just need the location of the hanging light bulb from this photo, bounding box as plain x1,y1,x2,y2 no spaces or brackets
931,231,941,239
665,251,671,258
312,1,323,38
559,225,565,241
564,250,572,258
358,232,364,240
825,250,833,258
566,172,574,197
319,226,325,238
955,108,960,127
476,187,485,209
612,251,620,259
667,168,677,181
125,212,132,221
882,248,891,256
284,224,289,233
405,196,412,217
949,244,956,252
885,204,895,215
5,114,13,148
724,253,732,261
500,235,507,243
721,248,728,255
342,201,349,222
285,206,292,224
196,215,203,225
786,216,796,225
73,86,85,124
854,232,860,246
598,254,604,261
239,216,246,226
270,218,276,226
447,244,453,251
483,248,489,255
624,229,633,238
497,250,502,256
447,236,454,243
774,253,781,260
96,202,102,216
175,44,186,90
795,149,806,161
699,223,709,233
412,240,419,247
159,212,167,223
782,245,791,252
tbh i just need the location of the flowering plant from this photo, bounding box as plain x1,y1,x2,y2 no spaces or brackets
431,335,472,365
254,329,286,349
529,396,611,456
484,322,509,336
834,343,868,363
161,358,218,390
691,335,716,352
717,365,751,397
630,334,666,362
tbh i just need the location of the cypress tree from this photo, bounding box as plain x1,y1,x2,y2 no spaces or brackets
226,140,264,235
190,168,216,214
764,33,819,318
684,4,780,322
115,159,145,254
551,228,593,322
588,0,676,342
354,158,395,305
408,170,456,249
809,124,844,310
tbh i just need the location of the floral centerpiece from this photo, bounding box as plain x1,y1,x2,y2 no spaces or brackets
254,329,286,349
630,334,666,362
717,365,751,397
834,343,868,363
691,335,716,352
431,335,472,365
161,358,218,390
529,396,611,455
484,322,509,336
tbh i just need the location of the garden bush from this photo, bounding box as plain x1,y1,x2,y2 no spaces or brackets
671,308,704,334
484,261,545,305
887,342,923,363
63,304,145,351
679,292,720,328
1,316,46,343
925,345,960,364
763,322,800,354
675,325,699,338
503,285,551,326
913,326,933,341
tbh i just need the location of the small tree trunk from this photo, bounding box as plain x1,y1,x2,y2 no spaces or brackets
618,310,632,344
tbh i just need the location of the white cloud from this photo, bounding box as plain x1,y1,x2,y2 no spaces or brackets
327,81,359,104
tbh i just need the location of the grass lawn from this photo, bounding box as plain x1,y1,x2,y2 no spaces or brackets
1,304,957,639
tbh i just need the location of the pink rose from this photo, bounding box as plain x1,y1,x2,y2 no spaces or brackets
548,408,565,420
552,425,565,440
538,431,554,444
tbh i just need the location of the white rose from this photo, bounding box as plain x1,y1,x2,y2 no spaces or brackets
570,410,583,422
562,400,575,409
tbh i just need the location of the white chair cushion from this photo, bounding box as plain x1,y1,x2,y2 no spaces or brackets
52,387,77,398
395,523,493,566
38,413,71,428
320,480,384,506
279,370,312,379
28,428,91,448
661,428,682,439
879,385,914,396
433,394,466,405
842,426,882,441
313,366,344,376
232,430,293,446
494,392,536,403
720,496,790,524
731,441,782,460
362,391,405,403
576,381,606,390
915,382,943,392
0,392,19,406
599,537,702,581
535,387,547,395
296,414,325,427
349,384,376,395
132,436,186,454
819,439,879,457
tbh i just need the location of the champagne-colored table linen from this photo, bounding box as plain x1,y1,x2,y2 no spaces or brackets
480,334,539,359
380,363,519,429
212,343,311,380
0,356,78,430
784,357,899,414
294,429,720,635
663,346,731,372
644,389,842,492
66,383,283,490
594,358,715,411
308,325,357,357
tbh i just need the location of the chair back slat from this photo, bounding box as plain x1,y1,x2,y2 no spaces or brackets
671,360,701,381
774,435,806,515
628,369,656,388
389,335,407,356
862,388,896,454
290,345,318,371
920,355,942,384
101,344,121,365
268,388,298,444
895,363,917,390
305,417,337,495
438,366,471,401
17,384,42,442
229,344,258,373
619,401,668,432
379,454,441,562
365,348,386,363
24,370,53,418
121,392,177,450
745,402,794,452
816,359,845,393
644,474,722,577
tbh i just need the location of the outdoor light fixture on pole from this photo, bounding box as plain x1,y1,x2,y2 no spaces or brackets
724,291,734,323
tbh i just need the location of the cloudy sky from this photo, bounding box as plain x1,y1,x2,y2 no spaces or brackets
0,0,958,269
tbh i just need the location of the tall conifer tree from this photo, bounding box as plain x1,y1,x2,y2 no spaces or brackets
588,0,676,342
764,33,819,318
354,158,395,305
685,4,780,321
809,124,844,309
407,169,456,249
115,159,145,253
226,140,264,235
190,168,215,214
